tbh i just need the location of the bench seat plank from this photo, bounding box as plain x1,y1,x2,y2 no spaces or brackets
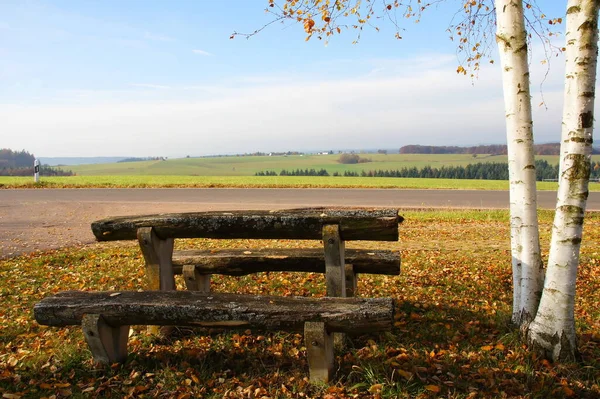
92,208,402,242
34,291,395,334
172,248,400,276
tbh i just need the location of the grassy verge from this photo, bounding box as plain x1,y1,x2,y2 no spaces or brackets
0,175,576,191
0,210,598,398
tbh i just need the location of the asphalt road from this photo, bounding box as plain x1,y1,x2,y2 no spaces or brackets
1,188,599,258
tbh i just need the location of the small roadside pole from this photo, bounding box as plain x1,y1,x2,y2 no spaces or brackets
34,159,40,183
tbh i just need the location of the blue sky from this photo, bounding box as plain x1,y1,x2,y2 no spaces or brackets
0,0,577,157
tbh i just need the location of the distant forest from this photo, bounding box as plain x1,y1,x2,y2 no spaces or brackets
0,149,34,168
0,149,73,176
117,157,165,163
256,160,600,181
399,143,600,155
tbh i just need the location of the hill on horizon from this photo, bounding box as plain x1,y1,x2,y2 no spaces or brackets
399,143,600,155
35,143,600,167
39,157,128,166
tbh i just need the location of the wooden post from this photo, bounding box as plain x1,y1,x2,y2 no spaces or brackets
137,227,174,334
323,225,345,297
345,264,357,297
137,227,175,291
305,322,334,383
323,224,346,349
182,265,211,292
82,314,129,365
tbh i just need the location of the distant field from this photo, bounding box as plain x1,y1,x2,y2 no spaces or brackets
4,153,599,190
63,153,600,177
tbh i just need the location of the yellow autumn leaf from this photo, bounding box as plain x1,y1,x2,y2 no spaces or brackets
425,385,441,392
395,369,413,380
303,18,315,33
54,383,71,388
369,383,383,393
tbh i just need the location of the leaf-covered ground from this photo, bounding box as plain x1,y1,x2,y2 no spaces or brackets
0,210,598,398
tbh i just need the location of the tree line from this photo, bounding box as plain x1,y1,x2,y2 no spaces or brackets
0,148,73,176
255,160,600,181
0,165,74,177
256,168,330,176
0,149,35,168
399,143,600,155
117,157,166,163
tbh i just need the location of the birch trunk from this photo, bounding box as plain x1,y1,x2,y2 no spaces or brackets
495,0,544,326
527,0,599,361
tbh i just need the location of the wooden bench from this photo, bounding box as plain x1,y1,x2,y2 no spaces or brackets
172,248,399,294
91,208,402,295
35,207,403,382
34,291,395,381
172,248,399,276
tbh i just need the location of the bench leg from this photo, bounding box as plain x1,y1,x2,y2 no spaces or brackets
137,227,175,291
345,264,357,297
323,225,346,297
305,322,334,383
82,314,129,365
183,265,211,292
323,225,347,350
138,227,175,335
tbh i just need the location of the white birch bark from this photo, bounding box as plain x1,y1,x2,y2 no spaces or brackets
495,0,544,326
528,0,599,361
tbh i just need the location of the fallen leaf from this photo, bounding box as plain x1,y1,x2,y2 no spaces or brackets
368,383,383,393
395,369,413,380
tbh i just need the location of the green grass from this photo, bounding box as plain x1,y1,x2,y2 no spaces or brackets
0,175,582,191
68,154,494,176
3,152,597,190
0,210,598,398
60,153,600,177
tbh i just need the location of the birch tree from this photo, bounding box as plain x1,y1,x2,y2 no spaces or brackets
494,0,544,327
527,0,599,361
240,0,599,361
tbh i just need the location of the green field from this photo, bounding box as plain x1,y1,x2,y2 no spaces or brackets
0,175,576,191
64,153,600,177
4,153,600,190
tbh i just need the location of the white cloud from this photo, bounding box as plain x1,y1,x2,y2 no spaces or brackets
0,52,590,158
192,49,213,56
